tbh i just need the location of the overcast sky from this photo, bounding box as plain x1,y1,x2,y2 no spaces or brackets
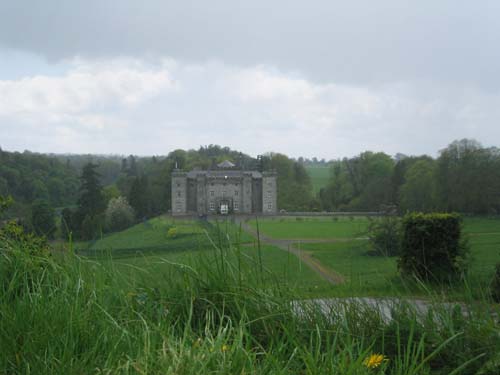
1,0,499,159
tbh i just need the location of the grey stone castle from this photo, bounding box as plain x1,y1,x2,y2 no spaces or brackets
171,160,277,215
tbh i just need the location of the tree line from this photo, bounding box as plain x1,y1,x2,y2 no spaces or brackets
3,139,498,240
319,139,500,214
0,145,312,239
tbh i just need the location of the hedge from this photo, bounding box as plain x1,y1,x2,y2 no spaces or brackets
398,213,468,282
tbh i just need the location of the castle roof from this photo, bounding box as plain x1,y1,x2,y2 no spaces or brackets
217,160,235,168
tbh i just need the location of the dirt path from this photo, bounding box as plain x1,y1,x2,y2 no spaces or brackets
237,219,346,285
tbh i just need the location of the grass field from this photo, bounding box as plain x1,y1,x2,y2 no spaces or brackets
5,217,500,374
79,215,500,297
293,217,500,296
70,216,326,295
72,216,254,255
305,165,331,194
242,215,500,297
248,216,370,239
110,243,329,295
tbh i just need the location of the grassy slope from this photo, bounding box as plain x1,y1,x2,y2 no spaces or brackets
74,216,326,295
305,165,331,195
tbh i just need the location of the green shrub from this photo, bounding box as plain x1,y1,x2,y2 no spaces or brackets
167,227,178,239
105,196,135,232
398,213,468,282
367,216,402,256
0,220,52,297
31,199,56,239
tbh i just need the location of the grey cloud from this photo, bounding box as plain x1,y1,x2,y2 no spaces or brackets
1,59,499,159
1,1,500,88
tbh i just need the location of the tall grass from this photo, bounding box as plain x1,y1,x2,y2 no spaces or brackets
0,223,499,374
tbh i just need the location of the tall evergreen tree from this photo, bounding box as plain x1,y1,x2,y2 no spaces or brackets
77,162,105,218
128,175,150,219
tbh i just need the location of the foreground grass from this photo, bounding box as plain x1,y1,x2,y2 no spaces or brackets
2,225,500,374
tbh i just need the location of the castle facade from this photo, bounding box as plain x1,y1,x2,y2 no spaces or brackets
171,161,277,215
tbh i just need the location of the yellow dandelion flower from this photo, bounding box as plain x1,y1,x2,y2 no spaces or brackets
363,353,386,369
221,344,230,352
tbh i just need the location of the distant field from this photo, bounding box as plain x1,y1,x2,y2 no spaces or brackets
305,166,331,194
248,216,370,239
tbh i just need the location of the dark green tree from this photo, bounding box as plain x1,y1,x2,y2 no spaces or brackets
73,163,105,238
128,175,151,219
31,199,56,239
399,159,437,212
77,163,105,218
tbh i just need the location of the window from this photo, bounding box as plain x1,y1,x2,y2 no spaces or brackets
268,203,272,210
235,190,238,196
177,191,181,197
177,183,180,187
222,190,226,197
210,201,215,210
210,191,214,196
234,202,239,210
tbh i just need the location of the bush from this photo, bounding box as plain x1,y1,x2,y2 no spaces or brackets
105,196,135,232
167,227,178,239
367,215,401,256
31,199,56,239
398,213,468,282
0,220,52,296
490,263,500,302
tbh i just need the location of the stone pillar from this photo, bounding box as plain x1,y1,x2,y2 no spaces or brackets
196,174,207,215
262,171,277,214
242,173,253,214
171,170,187,215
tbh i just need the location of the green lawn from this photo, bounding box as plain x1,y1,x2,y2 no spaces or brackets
209,218,255,244
305,165,331,195
70,215,500,298
301,240,399,296
298,217,500,296
248,216,370,239
68,216,326,295
72,216,254,255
